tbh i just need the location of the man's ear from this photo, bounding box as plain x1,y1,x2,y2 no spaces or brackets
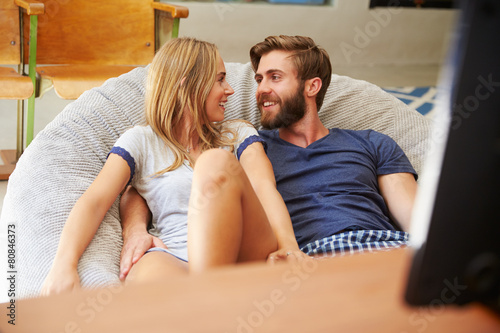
304,77,322,98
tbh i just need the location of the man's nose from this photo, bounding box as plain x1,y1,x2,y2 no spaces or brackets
256,80,271,96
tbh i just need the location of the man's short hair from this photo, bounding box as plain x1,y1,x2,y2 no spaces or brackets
250,35,332,110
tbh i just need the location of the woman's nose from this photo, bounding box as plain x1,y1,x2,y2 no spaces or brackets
225,82,234,96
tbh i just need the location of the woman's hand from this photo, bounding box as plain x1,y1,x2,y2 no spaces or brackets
40,266,80,297
40,154,132,297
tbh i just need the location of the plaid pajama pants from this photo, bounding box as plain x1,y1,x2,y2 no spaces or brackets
301,230,409,257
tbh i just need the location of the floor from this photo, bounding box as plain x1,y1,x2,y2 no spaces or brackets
0,63,442,216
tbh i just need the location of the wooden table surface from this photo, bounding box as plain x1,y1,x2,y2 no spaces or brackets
2,248,499,333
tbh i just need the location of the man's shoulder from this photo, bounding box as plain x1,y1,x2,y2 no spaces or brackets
331,128,392,142
257,129,277,141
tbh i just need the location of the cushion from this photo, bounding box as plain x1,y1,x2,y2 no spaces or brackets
0,62,431,299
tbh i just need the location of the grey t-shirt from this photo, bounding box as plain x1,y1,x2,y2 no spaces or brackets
110,121,262,261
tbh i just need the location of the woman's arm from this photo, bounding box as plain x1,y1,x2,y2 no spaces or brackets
378,172,418,232
41,154,131,296
239,142,304,260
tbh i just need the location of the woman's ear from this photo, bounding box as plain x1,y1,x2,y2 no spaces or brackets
305,77,322,98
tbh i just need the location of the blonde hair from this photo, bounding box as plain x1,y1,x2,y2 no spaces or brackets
146,37,237,174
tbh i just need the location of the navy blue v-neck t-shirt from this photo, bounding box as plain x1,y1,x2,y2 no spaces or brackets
258,128,417,249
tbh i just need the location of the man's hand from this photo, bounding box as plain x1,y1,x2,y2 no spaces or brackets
267,248,310,264
119,231,167,280
119,186,161,280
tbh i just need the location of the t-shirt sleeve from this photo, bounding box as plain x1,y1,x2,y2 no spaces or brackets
229,121,267,160
370,131,418,180
108,126,144,185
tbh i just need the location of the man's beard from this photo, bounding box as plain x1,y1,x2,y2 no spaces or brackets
258,84,306,130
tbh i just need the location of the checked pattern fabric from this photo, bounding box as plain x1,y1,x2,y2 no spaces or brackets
301,230,409,257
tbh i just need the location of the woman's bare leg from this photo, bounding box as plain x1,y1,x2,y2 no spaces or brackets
187,149,278,273
126,251,188,284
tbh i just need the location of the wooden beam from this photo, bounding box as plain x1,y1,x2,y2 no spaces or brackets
151,1,189,18
0,67,33,100
14,0,45,15
37,65,137,99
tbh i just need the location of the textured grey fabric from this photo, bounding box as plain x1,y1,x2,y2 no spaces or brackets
0,62,431,299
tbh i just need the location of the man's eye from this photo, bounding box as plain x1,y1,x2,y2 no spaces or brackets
272,75,280,80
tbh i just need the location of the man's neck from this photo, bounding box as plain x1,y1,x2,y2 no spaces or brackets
278,112,329,148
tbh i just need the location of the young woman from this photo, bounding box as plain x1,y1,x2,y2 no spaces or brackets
41,37,300,295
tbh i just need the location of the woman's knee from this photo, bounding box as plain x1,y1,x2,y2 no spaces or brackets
193,149,243,191
196,149,239,173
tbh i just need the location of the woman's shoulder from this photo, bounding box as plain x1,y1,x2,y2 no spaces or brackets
119,125,156,139
124,124,154,134
220,119,255,131
115,125,159,149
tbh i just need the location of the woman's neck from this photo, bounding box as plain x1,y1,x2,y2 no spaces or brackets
175,115,200,152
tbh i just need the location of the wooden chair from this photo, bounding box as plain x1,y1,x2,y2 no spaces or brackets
0,0,43,180
21,0,188,145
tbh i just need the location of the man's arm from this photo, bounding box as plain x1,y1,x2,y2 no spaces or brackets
119,186,167,280
378,172,418,232
239,142,306,262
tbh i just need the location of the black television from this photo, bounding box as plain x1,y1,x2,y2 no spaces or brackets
404,0,500,314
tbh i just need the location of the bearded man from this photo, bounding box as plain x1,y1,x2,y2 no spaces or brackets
251,35,417,257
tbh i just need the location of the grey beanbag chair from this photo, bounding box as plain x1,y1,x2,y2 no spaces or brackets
0,62,431,299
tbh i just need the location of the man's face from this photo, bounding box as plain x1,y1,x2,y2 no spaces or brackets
254,50,305,129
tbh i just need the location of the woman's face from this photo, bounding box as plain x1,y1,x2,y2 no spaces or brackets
205,57,234,122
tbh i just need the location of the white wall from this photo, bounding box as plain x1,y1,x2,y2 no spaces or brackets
175,0,457,66
0,0,458,151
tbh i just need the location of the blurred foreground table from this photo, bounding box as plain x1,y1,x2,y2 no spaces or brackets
2,248,499,332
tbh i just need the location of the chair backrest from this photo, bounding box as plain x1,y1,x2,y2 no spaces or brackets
22,0,156,65
0,1,21,65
